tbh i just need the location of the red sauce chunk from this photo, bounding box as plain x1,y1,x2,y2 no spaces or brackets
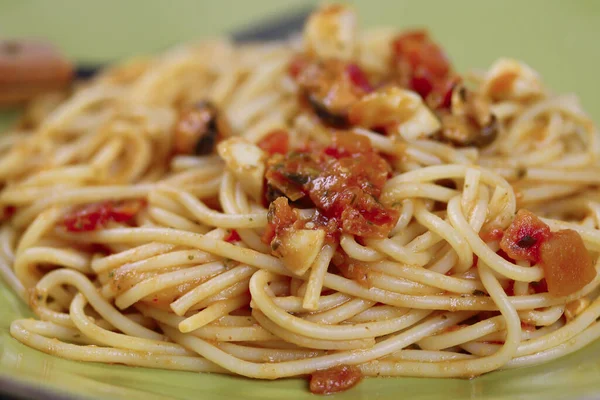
63,200,144,232
257,129,289,156
539,229,595,297
499,209,550,263
309,365,363,395
391,30,458,109
224,229,241,243
264,132,399,243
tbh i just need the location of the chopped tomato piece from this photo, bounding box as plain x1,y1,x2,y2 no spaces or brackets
0,206,16,222
539,229,595,297
391,29,458,109
224,229,241,243
309,365,363,395
295,59,372,127
257,130,289,156
63,200,144,232
499,209,551,263
346,63,372,92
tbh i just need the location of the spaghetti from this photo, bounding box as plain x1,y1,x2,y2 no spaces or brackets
1,4,600,395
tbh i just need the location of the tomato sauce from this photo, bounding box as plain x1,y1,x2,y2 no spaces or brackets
391,30,458,109
63,200,144,232
264,132,399,244
309,365,363,395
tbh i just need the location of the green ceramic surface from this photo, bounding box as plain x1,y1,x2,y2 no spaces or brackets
1,1,600,399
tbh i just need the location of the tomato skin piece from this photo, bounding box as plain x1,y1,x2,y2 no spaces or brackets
257,130,289,156
63,200,144,232
539,229,595,297
391,29,457,109
499,209,550,263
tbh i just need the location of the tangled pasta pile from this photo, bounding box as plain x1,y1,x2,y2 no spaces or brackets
1,4,599,395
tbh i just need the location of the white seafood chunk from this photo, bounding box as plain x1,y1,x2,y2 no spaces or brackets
217,137,266,202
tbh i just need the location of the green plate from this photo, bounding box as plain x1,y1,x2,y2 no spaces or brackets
1,1,600,399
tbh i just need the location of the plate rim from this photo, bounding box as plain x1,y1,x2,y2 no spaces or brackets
0,372,83,400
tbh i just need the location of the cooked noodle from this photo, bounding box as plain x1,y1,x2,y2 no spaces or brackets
1,4,600,394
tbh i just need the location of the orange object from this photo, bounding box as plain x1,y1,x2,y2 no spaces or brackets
540,229,596,297
0,39,73,106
